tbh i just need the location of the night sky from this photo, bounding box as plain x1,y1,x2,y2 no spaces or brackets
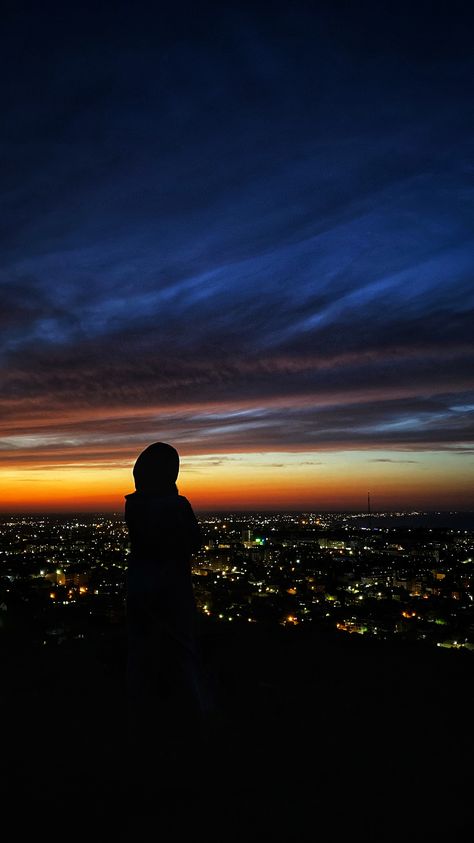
1,1,473,510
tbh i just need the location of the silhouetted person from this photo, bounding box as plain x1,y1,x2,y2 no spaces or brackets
125,442,203,781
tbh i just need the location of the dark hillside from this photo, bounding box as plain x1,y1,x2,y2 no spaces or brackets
1,621,471,841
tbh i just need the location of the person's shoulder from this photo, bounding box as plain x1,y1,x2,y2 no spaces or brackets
177,495,199,516
124,492,136,512
177,495,192,508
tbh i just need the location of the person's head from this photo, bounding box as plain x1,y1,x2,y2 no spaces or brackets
133,442,179,493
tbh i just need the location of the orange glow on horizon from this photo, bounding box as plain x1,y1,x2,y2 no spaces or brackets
1,448,473,512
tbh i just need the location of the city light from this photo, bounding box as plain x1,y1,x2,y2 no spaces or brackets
0,511,472,650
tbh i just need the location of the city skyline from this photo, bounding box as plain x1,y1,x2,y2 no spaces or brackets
1,2,473,512
2,508,473,644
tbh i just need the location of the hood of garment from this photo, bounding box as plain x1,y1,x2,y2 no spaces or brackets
130,442,179,495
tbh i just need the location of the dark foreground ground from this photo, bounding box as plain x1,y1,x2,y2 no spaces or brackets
1,619,472,842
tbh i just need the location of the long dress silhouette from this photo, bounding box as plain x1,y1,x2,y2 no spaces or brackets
125,442,202,764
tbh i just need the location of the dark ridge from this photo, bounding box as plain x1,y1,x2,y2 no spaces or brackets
1,618,471,841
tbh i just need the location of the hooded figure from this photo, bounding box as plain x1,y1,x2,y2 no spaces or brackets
125,442,203,762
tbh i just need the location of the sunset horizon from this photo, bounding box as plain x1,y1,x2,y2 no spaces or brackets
1,2,473,518
2,443,473,513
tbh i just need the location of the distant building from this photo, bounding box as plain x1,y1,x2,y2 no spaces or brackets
318,538,345,550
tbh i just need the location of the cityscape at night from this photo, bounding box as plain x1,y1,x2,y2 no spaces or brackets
1,510,473,651
2,0,474,839
2,507,473,840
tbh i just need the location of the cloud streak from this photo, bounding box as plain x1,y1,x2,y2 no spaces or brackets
0,2,473,488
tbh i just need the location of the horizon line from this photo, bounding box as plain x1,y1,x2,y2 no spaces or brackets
1,508,473,516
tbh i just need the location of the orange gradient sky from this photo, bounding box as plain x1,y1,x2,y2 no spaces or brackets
1,448,473,513
1,2,474,514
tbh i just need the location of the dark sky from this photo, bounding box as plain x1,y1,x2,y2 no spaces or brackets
1,1,473,503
